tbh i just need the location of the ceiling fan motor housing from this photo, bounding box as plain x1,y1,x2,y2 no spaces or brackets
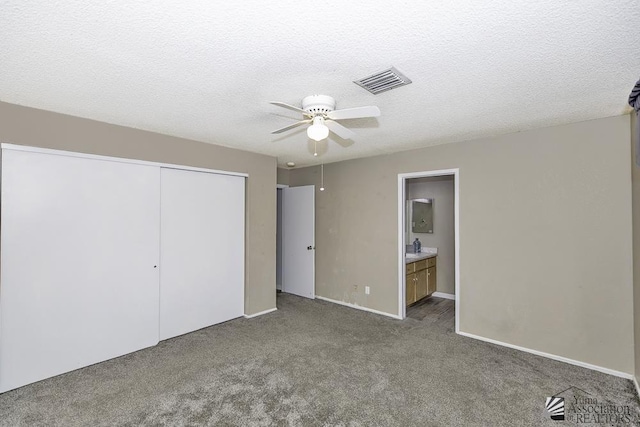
302,95,335,116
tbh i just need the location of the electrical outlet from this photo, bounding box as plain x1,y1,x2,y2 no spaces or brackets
365,286,370,295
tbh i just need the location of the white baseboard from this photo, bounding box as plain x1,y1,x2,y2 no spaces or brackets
634,377,640,399
457,331,633,380
244,307,277,319
432,292,455,300
315,295,402,320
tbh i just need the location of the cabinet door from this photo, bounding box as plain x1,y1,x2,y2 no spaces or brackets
416,269,428,300
0,149,161,393
427,266,437,295
406,274,417,305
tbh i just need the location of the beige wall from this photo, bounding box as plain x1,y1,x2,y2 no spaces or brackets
632,112,640,381
408,176,455,295
291,115,634,374
277,168,290,185
0,101,277,316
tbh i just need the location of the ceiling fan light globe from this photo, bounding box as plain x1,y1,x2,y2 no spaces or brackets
307,122,329,141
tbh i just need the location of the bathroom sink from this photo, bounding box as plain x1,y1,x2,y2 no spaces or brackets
405,253,421,258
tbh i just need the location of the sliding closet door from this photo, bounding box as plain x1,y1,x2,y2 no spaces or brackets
159,168,245,340
0,149,161,393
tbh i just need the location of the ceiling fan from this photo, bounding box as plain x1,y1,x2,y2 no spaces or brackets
270,95,380,141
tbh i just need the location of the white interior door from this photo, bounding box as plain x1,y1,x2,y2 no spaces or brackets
159,168,245,340
282,185,315,299
0,149,161,393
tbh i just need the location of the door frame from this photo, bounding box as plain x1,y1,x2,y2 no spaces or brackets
397,168,460,333
0,143,248,178
276,184,288,291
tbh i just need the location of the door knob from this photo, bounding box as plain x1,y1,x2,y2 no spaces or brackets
307,246,315,250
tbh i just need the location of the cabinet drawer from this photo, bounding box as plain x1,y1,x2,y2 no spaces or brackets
427,257,436,268
406,262,415,275
415,259,428,271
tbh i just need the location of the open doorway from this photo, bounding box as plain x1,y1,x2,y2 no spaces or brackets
397,169,460,332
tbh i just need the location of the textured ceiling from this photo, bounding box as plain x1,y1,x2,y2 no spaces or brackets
1,1,639,167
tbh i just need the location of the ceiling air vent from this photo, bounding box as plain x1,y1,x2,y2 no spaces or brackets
354,66,412,94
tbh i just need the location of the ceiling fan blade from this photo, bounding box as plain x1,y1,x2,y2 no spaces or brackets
325,120,356,140
327,105,381,120
271,119,312,134
270,101,311,116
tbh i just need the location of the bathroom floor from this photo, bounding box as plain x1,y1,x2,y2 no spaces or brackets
406,296,455,328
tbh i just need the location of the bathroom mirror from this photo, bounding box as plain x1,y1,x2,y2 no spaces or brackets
411,199,433,233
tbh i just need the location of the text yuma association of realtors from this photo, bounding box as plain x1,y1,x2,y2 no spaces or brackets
568,395,633,424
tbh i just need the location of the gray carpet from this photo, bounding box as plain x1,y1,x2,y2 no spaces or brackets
0,293,638,426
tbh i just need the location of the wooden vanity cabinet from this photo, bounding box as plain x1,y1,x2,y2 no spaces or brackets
406,256,436,306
